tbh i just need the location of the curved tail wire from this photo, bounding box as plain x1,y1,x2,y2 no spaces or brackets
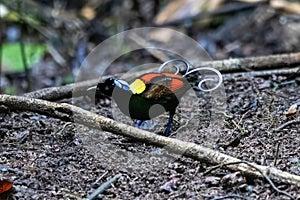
158,59,223,92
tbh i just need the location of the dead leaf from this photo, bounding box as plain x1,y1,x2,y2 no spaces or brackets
0,179,13,194
271,0,300,14
285,104,298,117
220,172,246,187
81,6,96,20
154,0,225,25
160,178,179,193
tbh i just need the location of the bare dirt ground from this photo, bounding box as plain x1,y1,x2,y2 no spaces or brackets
1,73,299,199
1,1,300,199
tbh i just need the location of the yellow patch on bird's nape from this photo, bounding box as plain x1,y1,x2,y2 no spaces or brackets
130,79,146,94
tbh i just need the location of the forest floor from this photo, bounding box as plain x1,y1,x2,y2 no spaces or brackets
1,2,300,199
1,73,299,199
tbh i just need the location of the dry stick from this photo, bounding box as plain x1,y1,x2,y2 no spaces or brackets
274,118,300,132
55,122,72,135
93,171,109,185
223,67,299,77
200,53,300,72
24,53,300,101
211,194,250,200
274,141,280,167
205,161,295,200
1,94,300,188
86,173,122,200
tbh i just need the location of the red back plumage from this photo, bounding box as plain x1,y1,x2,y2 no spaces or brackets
139,73,187,94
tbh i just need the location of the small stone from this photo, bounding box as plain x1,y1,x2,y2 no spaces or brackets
204,176,220,186
220,172,246,187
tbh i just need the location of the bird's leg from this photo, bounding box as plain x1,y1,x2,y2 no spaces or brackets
164,111,175,137
135,120,144,128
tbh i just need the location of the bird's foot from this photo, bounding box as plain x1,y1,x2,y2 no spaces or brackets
135,120,144,128
163,121,173,137
163,111,175,137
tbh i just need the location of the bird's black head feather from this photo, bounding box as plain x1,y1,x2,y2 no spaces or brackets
96,78,116,97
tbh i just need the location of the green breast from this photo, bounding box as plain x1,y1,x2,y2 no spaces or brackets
112,84,180,120
128,94,179,120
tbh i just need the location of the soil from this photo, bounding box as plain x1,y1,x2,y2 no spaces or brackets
1,2,300,200
1,73,299,200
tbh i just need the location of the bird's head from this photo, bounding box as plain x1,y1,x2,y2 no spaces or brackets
96,78,115,97
96,78,129,97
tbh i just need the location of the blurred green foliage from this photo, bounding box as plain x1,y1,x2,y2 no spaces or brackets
2,42,46,72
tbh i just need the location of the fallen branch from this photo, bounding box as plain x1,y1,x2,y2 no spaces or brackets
200,53,300,73
24,53,300,101
223,67,299,77
86,173,122,200
24,79,99,101
1,94,300,187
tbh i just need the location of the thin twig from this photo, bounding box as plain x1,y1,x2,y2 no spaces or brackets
55,122,72,134
231,119,248,134
274,118,300,132
86,173,122,200
238,109,252,126
214,110,234,119
171,112,198,136
218,116,249,148
211,194,250,200
273,141,280,167
93,171,109,185
204,161,296,200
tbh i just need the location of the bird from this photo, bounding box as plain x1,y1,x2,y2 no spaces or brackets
94,72,192,136
92,60,223,136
